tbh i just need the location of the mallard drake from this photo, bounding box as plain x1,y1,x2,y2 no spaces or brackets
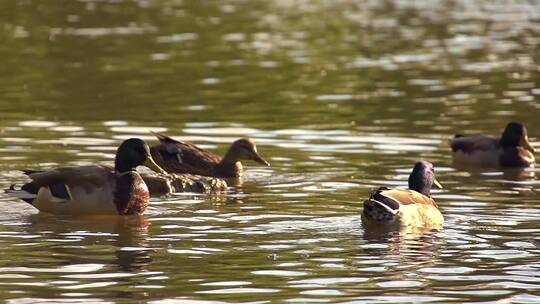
450,122,535,167
150,132,270,178
362,161,443,227
5,138,166,215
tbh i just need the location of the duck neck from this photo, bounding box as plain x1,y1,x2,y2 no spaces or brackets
499,137,517,149
222,146,238,163
216,151,242,177
408,179,431,196
115,158,136,174
499,126,521,149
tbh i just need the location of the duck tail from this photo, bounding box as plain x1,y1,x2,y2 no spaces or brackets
454,134,464,138
368,198,399,215
150,131,177,144
362,188,400,224
21,169,43,176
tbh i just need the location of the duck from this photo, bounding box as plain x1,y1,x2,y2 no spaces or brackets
149,132,270,178
362,161,443,227
141,172,228,196
450,121,535,167
5,138,166,215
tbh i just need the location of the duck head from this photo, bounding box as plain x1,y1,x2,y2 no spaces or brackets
223,138,270,166
115,138,166,174
408,161,442,196
500,122,534,153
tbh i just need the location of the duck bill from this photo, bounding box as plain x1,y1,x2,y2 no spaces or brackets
521,136,535,153
433,178,443,189
144,156,167,174
252,153,270,166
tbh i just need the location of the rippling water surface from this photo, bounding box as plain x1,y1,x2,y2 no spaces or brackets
1,0,540,302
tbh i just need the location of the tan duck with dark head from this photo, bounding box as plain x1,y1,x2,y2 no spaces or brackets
5,138,166,215
362,161,444,228
150,132,269,178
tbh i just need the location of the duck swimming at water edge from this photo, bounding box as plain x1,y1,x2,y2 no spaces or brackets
362,161,444,228
5,138,166,215
450,121,535,168
150,132,270,178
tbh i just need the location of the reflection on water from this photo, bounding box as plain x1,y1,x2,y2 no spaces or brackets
1,0,540,302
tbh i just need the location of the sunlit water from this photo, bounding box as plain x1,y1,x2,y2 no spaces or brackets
1,0,540,302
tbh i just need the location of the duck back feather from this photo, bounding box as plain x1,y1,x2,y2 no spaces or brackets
450,135,501,166
151,133,221,176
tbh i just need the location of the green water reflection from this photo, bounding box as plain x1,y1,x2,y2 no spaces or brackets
1,0,540,303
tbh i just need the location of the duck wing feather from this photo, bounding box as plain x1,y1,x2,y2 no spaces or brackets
379,188,438,207
151,132,221,175
450,134,499,154
26,165,113,191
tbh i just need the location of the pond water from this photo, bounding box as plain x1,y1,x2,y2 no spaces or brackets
1,0,540,302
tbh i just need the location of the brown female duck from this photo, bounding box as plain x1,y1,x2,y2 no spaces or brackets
150,132,269,178
450,122,535,167
362,161,443,227
6,138,165,215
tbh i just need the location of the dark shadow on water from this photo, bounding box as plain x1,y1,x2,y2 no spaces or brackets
450,164,537,194
452,162,536,181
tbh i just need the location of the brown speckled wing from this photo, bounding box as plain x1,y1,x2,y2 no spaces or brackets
450,135,499,153
114,172,150,215
151,137,221,176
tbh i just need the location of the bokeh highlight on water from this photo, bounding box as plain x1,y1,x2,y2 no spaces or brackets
1,0,540,302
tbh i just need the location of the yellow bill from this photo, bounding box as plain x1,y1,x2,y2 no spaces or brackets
144,156,167,174
252,152,270,166
433,178,443,189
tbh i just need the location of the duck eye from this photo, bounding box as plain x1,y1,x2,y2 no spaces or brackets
138,147,149,156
